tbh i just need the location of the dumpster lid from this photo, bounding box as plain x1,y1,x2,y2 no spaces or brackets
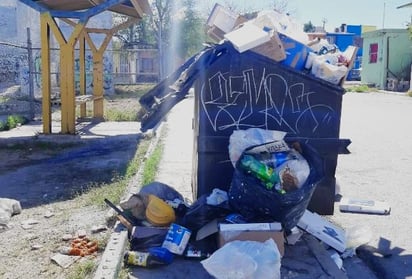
138,42,230,132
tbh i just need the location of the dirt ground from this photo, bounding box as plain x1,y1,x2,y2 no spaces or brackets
0,90,145,279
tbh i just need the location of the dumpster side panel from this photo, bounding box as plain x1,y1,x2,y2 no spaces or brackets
193,49,346,215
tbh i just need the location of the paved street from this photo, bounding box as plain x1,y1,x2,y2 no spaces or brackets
128,90,412,278
332,91,412,278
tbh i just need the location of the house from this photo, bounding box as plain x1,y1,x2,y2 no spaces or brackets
325,24,376,80
361,29,412,91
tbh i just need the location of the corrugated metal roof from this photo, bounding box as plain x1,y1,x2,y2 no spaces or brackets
30,0,151,18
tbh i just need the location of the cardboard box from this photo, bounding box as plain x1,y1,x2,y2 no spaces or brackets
206,3,240,33
251,31,287,62
297,210,346,252
278,33,312,70
197,220,284,256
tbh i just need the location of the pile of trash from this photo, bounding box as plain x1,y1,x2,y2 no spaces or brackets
107,128,368,278
206,3,358,85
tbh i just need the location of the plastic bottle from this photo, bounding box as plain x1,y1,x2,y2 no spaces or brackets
124,247,174,267
240,155,279,189
184,245,211,260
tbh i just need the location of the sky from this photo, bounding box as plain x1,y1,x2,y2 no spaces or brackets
197,0,412,32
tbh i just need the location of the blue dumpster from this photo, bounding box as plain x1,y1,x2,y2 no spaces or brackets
139,42,350,215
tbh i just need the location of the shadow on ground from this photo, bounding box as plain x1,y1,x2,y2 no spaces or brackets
0,122,142,208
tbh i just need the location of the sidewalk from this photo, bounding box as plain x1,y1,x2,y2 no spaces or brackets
120,95,378,279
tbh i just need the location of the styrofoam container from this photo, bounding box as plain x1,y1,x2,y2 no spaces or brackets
206,3,239,33
224,24,271,53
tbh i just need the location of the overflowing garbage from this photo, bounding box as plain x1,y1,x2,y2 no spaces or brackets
131,3,367,278
207,3,358,86
104,126,362,277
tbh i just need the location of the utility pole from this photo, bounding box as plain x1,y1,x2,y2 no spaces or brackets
382,2,386,29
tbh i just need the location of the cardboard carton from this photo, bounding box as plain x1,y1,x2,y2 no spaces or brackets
196,220,284,256
297,210,346,252
251,31,287,62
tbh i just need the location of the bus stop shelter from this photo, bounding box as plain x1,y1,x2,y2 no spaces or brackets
18,0,151,134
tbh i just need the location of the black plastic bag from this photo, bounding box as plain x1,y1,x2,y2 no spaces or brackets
228,139,324,232
139,181,184,202
181,194,232,232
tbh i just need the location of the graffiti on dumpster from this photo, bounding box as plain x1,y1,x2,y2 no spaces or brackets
200,68,336,135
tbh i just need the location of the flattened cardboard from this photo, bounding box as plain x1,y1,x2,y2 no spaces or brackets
297,210,346,252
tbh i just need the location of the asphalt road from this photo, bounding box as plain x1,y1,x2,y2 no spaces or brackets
331,91,412,278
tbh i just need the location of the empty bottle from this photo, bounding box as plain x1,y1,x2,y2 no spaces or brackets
240,155,279,189
124,247,174,267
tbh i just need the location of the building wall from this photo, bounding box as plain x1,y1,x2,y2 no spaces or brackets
362,29,412,89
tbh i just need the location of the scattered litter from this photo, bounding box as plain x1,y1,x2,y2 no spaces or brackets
60,236,98,257
62,234,73,241
297,210,346,253
31,244,43,250
286,227,304,245
44,211,55,218
201,239,281,279
21,219,39,230
328,250,343,269
0,198,22,227
51,253,80,269
91,225,107,234
162,223,191,255
339,197,391,215
76,229,87,238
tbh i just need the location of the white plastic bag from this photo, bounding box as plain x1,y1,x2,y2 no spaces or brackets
228,128,287,167
201,239,281,279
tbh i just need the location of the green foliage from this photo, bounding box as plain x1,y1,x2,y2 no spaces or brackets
114,84,155,98
104,109,138,121
0,114,27,131
67,260,96,279
0,120,6,131
304,21,315,32
345,84,371,93
75,139,150,207
179,0,207,59
7,114,27,129
141,142,163,185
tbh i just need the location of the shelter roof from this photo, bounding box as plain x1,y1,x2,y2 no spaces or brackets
25,0,151,18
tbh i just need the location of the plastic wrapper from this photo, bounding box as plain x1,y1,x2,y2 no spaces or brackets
229,128,287,167
181,191,232,232
229,139,324,231
201,239,281,279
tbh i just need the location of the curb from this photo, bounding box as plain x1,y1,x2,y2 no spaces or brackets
93,121,165,279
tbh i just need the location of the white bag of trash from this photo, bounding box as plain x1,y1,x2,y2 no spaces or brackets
201,239,281,279
0,198,22,226
228,128,287,167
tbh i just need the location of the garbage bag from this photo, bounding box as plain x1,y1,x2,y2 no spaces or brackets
139,181,184,202
181,191,232,232
228,139,324,232
201,239,281,279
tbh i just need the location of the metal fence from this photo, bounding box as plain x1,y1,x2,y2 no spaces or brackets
0,37,160,122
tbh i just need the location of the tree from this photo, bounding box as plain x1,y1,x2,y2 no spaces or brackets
179,0,206,59
303,21,315,32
